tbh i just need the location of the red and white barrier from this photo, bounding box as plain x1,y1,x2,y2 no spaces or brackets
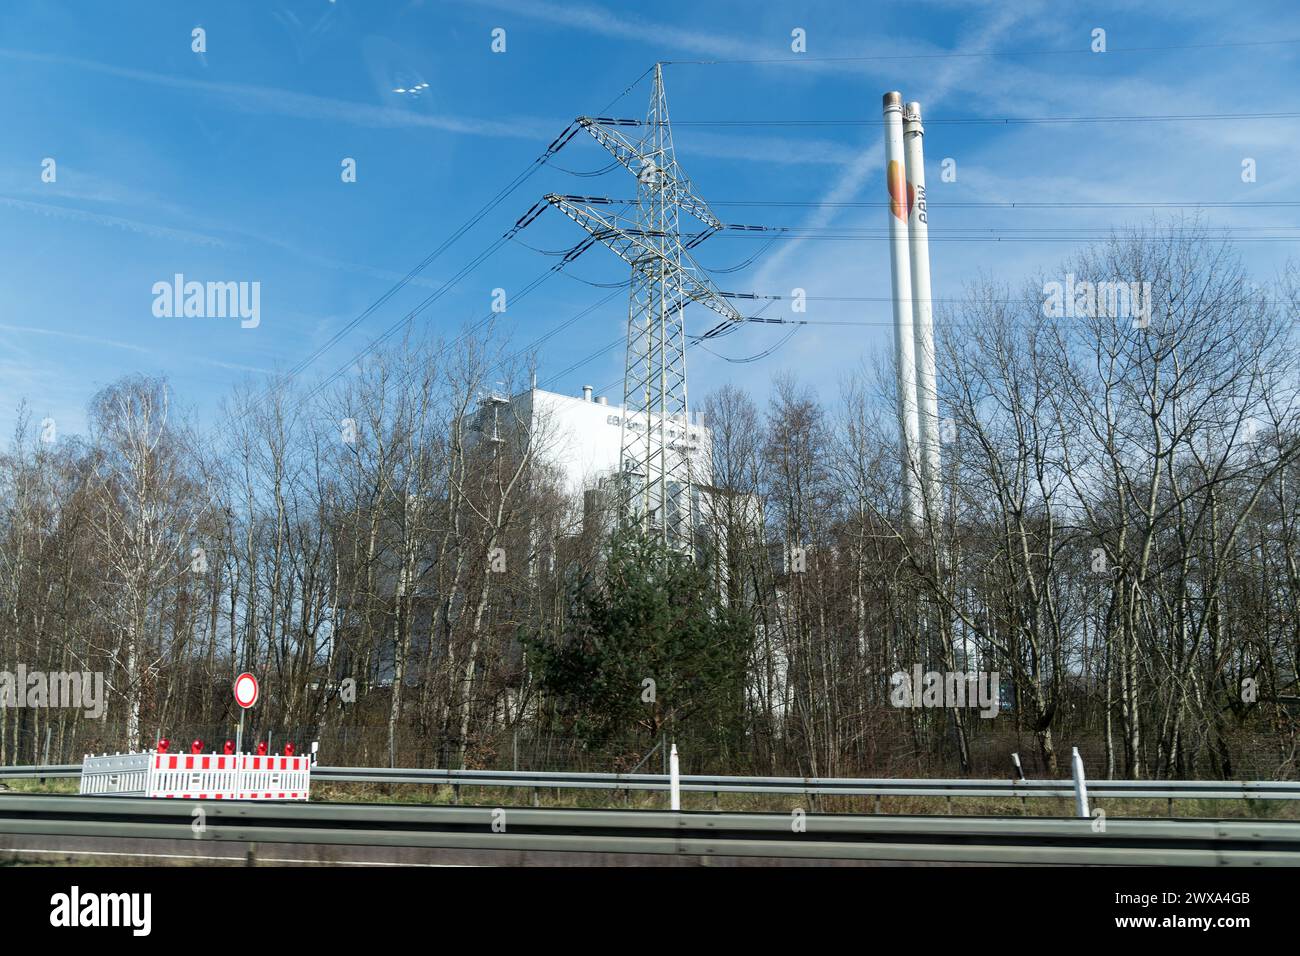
80,749,311,801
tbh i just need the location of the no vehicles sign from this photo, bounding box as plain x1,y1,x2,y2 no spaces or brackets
234,673,259,709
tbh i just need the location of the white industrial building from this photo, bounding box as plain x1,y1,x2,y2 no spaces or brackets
466,382,713,532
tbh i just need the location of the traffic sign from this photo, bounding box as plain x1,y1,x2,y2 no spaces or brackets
234,672,259,709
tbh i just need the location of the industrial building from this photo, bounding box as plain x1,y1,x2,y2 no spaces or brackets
466,381,714,535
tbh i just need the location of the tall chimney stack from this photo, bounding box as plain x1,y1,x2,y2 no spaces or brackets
883,91,922,529
904,101,941,519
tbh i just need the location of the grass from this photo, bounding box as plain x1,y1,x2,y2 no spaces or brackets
0,777,79,794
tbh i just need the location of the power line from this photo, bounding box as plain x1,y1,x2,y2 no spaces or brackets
280,125,582,389
697,325,800,363
539,336,624,390
661,37,1300,66
547,158,622,177
707,200,1300,209
726,292,1010,304
709,232,1300,244
302,211,575,407
493,288,626,375
558,194,1300,218
664,110,1300,127
725,292,1246,306
695,237,779,273
561,271,633,289
719,225,1300,236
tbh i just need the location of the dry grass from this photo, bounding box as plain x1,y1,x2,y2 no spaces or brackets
0,777,79,794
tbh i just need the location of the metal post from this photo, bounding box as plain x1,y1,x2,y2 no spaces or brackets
1071,746,1090,818
1013,752,1028,809
40,726,51,784
882,91,922,529
235,711,245,799
669,743,680,811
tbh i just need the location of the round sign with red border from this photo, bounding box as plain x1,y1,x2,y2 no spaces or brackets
234,672,259,709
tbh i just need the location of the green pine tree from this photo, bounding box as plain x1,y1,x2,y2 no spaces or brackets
525,528,753,754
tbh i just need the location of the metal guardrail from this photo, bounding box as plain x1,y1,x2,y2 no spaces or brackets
0,793,1297,865
0,764,80,779
4,763,1299,802
308,766,1300,801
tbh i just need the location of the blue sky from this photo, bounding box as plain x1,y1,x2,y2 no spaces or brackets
2,0,1298,439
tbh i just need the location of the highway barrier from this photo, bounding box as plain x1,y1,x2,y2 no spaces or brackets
4,762,1300,802
0,793,1297,865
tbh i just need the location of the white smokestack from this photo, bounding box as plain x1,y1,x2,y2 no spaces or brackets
582,385,593,402
903,101,941,519
883,91,922,529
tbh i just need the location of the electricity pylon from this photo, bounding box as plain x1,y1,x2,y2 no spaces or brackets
545,63,741,553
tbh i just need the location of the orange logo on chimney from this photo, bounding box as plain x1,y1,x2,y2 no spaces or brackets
888,160,910,221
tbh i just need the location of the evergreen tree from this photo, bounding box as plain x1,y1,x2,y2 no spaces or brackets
525,528,753,752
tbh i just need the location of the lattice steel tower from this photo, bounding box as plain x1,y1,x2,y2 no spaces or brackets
545,64,741,552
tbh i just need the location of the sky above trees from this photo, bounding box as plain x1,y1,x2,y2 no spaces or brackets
3,0,1298,438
